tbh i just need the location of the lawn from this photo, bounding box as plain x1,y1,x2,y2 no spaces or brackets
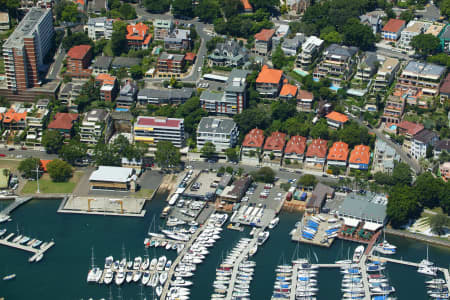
0,159,20,170
133,188,155,199
21,171,83,194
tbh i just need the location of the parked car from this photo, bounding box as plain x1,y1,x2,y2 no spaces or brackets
0,154,5,157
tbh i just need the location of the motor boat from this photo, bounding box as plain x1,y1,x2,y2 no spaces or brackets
352,246,365,263
159,271,168,285
257,231,269,246
103,269,114,284
268,217,280,229
115,271,125,285
133,256,142,270
125,271,133,283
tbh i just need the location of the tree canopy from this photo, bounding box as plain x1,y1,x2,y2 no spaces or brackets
201,142,217,160
42,130,64,154
62,32,94,51
252,166,275,183
172,0,195,18
111,21,128,56
411,34,441,57
298,174,318,187
59,139,87,165
47,159,73,182
386,184,420,228
18,158,42,179
392,162,413,186
196,0,221,23
143,0,170,13
154,141,181,169
342,19,375,51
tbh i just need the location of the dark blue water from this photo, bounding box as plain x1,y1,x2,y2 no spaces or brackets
0,195,449,300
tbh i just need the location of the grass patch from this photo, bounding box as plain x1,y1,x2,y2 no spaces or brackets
21,172,83,194
103,40,113,56
0,159,20,170
133,188,155,199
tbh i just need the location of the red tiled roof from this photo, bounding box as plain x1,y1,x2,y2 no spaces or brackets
184,52,196,61
96,73,116,85
297,89,313,100
280,84,298,97
349,145,371,165
326,111,349,124
75,0,85,6
327,141,349,162
440,73,450,95
48,113,79,130
67,45,92,60
306,139,328,158
256,65,283,84
136,117,181,128
254,29,275,41
127,22,149,41
242,128,265,148
397,120,424,136
2,108,27,124
241,0,252,10
382,19,406,33
285,136,307,155
263,131,286,151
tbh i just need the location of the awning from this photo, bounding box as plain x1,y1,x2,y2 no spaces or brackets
343,217,360,228
363,221,383,232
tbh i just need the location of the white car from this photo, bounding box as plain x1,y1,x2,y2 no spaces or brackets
198,67,202,72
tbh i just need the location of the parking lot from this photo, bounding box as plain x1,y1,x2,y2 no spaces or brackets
184,171,220,200
197,79,226,92
245,182,287,211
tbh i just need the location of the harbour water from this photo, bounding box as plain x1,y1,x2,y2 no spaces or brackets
0,192,449,300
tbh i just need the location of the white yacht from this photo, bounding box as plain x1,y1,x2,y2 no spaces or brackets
257,231,269,246
352,246,365,263
141,271,150,285
133,256,142,270
125,271,133,283
103,269,113,284
115,271,125,285
141,257,150,271
150,258,158,271
268,217,280,229
104,256,114,269
157,256,167,271
132,271,142,282
156,285,163,297
249,244,258,257
159,271,168,285
87,249,102,283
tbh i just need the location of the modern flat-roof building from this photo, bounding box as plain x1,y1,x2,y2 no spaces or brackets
200,69,250,115
116,81,138,108
89,166,137,191
67,45,93,79
382,19,406,41
373,139,400,174
3,8,54,93
262,131,286,163
349,145,371,170
296,35,323,70
80,109,112,145
439,24,450,54
157,53,185,78
133,116,185,148
241,128,265,162
355,52,378,82
197,117,239,153
327,141,349,167
382,94,405,124
434,139,450,159
396,61,446,97
398,21,430,50
411,129,439,160
284,135,307,164
86,17,114,40
253,29,275,56
398,120,424,153
256,65,284,97
137,88,193,106
305,138,328,169
164,29,191,51
373,57,400,91
338,192,387,226
153,19,174,41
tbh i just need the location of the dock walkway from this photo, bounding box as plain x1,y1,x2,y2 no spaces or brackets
290,264,298,300
0,233,54,262
0,196,32,216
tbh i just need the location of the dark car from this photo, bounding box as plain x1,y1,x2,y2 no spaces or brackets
8,148,15,151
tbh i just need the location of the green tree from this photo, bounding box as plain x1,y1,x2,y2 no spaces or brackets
252,166,275,183
237,167,244,176
429,213,449,236
93,142,121,166
392,162,413,186
196,0,220,23
225,148,239,162
59,140,87,165
439,181,450,214
62,32,93,50
320,30,343,44
175,96,207,136
130,65,143,80
143,0,170,13
201,142,217,160
222,0,243,18
342,19,375,50
272,45,286,69
47,159,73,182
57,1,80,23
440,0,450,18
399,9,415,22
18,158,42,179
172,0,194,18
249,0,279,11
225,166,234,174
119,3,136,19
310,119,329,139
154,141,181,169
111,21,128,56
414,173,443,208
386,184,420,228
374,171,393,186
338,121,371,148
411,34,441,57
42,130,64,154
298,174,318,187
75,79,100,112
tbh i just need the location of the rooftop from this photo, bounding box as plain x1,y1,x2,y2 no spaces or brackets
349,145,371,165
126,22,150,41
435,139,450,151
307,183,334,209
112,57,142,68
306,139,328,158
93,56,113,69
326,111,349,123
279,84,298,97
159,52,185,62
226,69,250,93
67,45,92,60
403,61,446,77
89,166,134,183
440,73,450,94
264,131,286,151
256,65,283,84
96,73,116,85
48,113,79,130
297,89,313,100
240,0,252,10
197,117,236,134
242,128,265,148
85,109,108,122
324,44,358,58
327,141,349,161
378,57,399,74
284,136,307,155
398,120,424,136
254,28,275,41
382,19,406,33
135,116,183,128
413,129,439,144
338,192,387,223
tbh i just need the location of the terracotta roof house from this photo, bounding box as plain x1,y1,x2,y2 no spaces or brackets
284,136,307,163
305,138,328,169
253,28,275,56
241,0,253,12
96,74,118,102
326,111,349,129
440,73,450,104
184,52,196,62
397,120,424,154
263,131,286,162
2,108,27,130
296,89,314,112
67,45,93,78
48,113,79,138
349,145,371,170
126,22,152,50
327,141,349,167
256,65,284,97
279,83,298,100
241,128,265,161
382,19,406,41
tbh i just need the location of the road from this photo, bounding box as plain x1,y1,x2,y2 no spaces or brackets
47,46,66,80
134,9,211,83
349,115,422,174
0,148,58,160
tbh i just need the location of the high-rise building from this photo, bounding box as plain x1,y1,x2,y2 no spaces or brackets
3,8,54,93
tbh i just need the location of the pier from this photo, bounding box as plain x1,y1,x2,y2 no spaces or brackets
289,264,299,300
0,232,54,262
0,196,32,216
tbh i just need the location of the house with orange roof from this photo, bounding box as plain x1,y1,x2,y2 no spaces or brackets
73,0,86,11
326,111,349,129
96,73,118,102
253,28,275,56
262,131,286,163
349,145,371,170
1,108,28,130
48,113,79,139
67,45,93,78
241,128,265,162
127,22,152,50
397,120,424,153
382,19,406,41
256,65,284,98
284,136,307,164
241,0,253,12
279,82,298,100
305,138,328,169
327,141,349,168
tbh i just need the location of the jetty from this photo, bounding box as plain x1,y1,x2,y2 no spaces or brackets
0,232,54,262
289,263,299,300
0,196,32,216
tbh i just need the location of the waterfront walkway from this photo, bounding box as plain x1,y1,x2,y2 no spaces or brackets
290,264,298,300
0,196,32,216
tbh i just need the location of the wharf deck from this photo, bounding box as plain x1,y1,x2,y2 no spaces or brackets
314,263,341,268
0,196,32,216
290,264,298,300
0,234,54,262
148,237,187,247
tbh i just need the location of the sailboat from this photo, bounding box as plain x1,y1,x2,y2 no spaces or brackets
87,247,103,283
374,231,396,255
418,244,438,276
148,215,164,238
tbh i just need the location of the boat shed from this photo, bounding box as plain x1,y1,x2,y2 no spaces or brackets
337,192,387,226
89,166,137,191
218,176,252,203
306,183,334,213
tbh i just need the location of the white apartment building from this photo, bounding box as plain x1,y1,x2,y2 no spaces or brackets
133,116,185,148
197,117,239,152
86,17,114,40
296,35,323,70
398,21,429,50
411,129,439,160
154,19,174,40
373,57,400,91
80,109,112,145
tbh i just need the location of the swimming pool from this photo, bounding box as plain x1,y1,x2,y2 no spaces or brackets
389,125,397,131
